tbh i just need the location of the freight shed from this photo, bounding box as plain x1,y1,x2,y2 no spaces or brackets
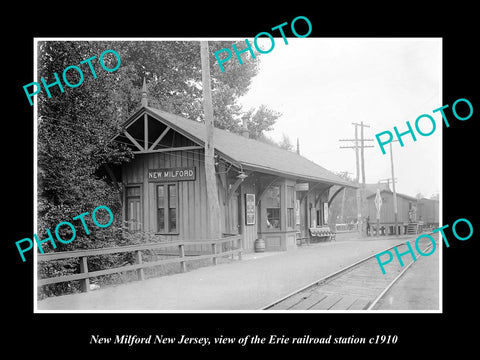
366,189,426,235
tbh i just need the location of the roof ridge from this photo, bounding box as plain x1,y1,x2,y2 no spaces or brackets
144,106,356,188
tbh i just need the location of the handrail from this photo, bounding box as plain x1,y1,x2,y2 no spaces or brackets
37,235,243,292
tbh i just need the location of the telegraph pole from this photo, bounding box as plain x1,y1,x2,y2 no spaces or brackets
200,41,221,239
389,140,399,236
378,178,397,190
339,122,374,236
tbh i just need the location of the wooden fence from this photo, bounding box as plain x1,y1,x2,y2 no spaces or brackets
37,235,242,292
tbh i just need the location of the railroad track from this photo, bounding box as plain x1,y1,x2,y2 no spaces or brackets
261,237,436,311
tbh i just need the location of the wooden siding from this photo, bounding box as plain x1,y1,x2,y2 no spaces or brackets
366,192,414,224
122,148,338,254
122,149,219,253
417,199,439,224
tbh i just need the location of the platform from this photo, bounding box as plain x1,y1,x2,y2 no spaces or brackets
36,234,439,311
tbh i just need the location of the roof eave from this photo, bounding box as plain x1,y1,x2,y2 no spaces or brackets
241,163,358,188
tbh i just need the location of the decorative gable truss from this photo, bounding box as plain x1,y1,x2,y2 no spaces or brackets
113,111,203,154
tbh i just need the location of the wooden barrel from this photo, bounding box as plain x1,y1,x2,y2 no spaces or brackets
254,238,266,253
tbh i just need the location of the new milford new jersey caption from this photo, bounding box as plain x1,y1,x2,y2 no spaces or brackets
89,334,398,346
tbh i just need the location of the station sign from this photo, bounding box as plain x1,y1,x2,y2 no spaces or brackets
295,183,309,191
148,167,196,182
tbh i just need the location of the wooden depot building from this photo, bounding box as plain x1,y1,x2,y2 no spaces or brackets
110,88,356,253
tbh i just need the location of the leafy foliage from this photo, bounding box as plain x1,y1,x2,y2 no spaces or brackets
36,40,282,297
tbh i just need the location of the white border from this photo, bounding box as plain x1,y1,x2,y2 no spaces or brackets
33,37,443,314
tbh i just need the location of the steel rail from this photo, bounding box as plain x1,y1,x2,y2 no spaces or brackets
261,239,407,310
366,241,435,310
261,233,436,311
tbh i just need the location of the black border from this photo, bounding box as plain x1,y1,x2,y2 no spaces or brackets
7,5,478,356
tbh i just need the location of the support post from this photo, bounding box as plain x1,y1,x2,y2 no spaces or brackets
237,237,242,260
179,244,186,273
79,256,90,292
135,250,145,281
212,243,217,265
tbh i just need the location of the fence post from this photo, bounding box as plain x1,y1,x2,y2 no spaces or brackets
79,256,90,292
212,243,217,265
237,237,242,260
179,244,186,273
135,250,145,281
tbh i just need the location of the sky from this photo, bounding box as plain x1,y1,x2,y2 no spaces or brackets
237,37,442,198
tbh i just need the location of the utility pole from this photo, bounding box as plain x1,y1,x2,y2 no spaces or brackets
340,186,346,223
389,140,399,236
339,122,374,236
200,41,221,239
378,178,397,190
354,125,361,233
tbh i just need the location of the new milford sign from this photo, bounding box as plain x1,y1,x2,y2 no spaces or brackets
148,167,196,182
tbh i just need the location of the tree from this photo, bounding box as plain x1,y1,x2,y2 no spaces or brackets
242,104,281,139
278,133,294,151
37,41,131,249
36,40,284,297
37,40,280,247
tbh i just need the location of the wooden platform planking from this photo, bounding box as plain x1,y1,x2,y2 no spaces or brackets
268,291,315,310
289,291,328,310
347,298,371,310
327,295,360,310
308,294,343,310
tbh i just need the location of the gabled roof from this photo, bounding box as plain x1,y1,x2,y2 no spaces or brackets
366,189,416,201
117,106,357,188
365,182,391,197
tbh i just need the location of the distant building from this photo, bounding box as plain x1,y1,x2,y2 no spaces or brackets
416,198,440,228
365,182,391,197
366,189,418,235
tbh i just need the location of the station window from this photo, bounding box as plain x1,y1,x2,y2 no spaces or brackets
125,185,142,231
265,185,281,229
157,183,178,234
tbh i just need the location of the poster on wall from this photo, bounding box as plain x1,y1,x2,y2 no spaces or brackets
323,202,328,224
245,193,256,225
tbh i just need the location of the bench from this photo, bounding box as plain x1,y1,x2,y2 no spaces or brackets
309,226,336,241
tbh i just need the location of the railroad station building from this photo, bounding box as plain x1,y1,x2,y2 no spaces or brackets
110,89,356,253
